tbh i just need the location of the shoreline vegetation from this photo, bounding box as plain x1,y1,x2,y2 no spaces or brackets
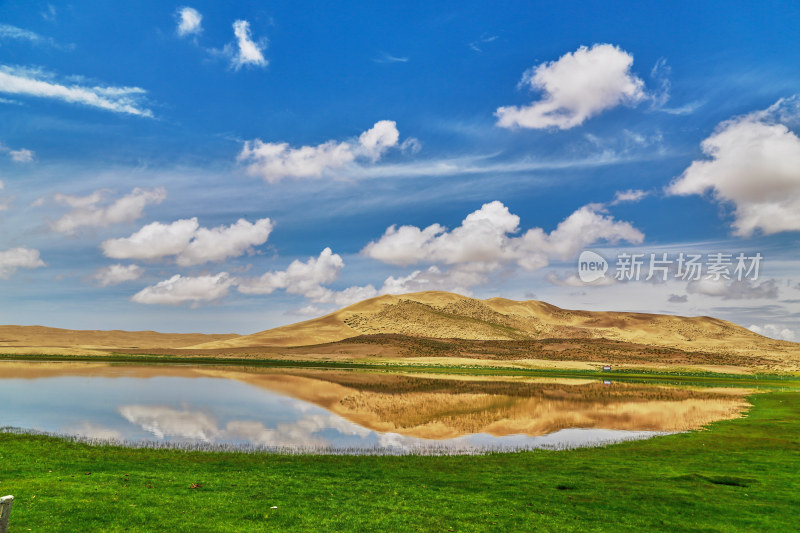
1,389,798,531
0,426,675,456
3,352,800,386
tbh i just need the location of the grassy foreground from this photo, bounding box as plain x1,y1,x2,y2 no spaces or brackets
1,392,798,532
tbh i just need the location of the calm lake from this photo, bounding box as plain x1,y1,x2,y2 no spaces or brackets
0,361,750,454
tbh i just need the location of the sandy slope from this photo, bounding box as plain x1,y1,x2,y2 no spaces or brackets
0,325,239,351
185,291,798,362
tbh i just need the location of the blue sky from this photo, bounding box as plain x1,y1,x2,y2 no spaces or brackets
1,1,799,338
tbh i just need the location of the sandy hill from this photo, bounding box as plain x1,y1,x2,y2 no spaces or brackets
2,292,796,370
186,291,794,359
0,325,239,355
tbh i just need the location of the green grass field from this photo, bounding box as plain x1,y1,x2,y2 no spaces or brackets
1,390,798,531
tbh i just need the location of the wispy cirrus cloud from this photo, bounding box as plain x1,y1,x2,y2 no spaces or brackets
373,53,409,64
659,101,705,115
40,4,57,22
0,65,153,117
336,148,660,183
0,24,46,44
648,57,703,115
468,34,498,52
40,187,167,234
0,23,70,49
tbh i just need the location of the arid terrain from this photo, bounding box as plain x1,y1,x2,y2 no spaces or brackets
2,291,799,372
0,326,237,356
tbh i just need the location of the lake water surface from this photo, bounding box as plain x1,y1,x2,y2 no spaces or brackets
0,361,750,454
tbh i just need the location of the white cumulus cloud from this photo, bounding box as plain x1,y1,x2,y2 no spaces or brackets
314,284,380,308
134,247,377,307
129,203,643,308
101,217,273,265
749,324,796,342
381,266,483,296
496,43,646,130
178,218,274,266
238,247,344,299
0,65,153,117
94,264,144,287
47,187,167,234
667,97,800,236
0,247,45,278
102,218,199,261
362,201,643,273
357,120,401,161
238,248,385,307
514,204,644,268
132,272,234,306
176,7,203,37
238,120,407,183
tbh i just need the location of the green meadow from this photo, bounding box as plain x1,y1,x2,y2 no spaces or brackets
1,389,798,532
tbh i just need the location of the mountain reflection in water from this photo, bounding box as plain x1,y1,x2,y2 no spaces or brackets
0,361,750,453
